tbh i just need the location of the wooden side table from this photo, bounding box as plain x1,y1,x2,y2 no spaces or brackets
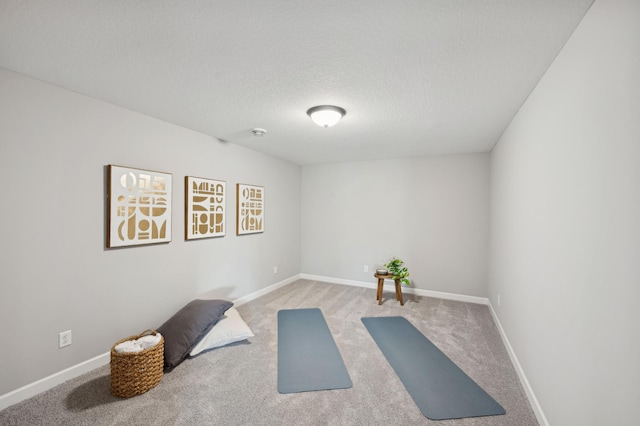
374,273,404,306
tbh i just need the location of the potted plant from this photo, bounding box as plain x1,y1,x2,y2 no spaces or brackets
384,257,411,286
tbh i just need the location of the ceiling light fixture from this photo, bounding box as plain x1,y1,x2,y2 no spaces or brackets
306,105,346,128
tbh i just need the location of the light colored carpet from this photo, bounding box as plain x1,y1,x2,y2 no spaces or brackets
0,279,539,425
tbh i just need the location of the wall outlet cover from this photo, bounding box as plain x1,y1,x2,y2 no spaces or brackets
59,330,72,348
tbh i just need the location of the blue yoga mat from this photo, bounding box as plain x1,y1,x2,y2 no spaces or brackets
362,316,505,420
278,308,352,393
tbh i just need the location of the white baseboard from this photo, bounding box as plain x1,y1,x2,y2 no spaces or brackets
233,274,302,306
0,274,302,412
487,302,549,426
0,352,110,411
300,274,489,305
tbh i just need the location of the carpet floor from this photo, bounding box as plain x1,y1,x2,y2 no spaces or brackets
0,279,539,425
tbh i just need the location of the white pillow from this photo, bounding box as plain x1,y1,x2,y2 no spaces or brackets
189,307,254,356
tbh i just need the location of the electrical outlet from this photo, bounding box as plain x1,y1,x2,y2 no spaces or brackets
497,295,501,307
363,265,368,273
59,330,72,348
273,266,278,274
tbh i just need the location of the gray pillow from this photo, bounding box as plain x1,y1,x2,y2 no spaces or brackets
157,299,233,372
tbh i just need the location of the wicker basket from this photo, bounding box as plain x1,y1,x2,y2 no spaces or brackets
110,329,164,398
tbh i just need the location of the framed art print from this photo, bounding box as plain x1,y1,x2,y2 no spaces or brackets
236,183,264,235
185,176,226,240
107,165,172,247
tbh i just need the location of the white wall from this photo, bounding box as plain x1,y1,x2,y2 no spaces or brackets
301,154,490,297
0,69,301,396
489,0,640,424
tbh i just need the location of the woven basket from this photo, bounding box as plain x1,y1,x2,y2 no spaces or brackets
110,329,164,398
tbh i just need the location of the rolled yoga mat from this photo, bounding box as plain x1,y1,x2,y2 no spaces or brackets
278,308,352,393
361,316,505,420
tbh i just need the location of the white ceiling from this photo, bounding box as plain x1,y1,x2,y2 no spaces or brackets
0,1,594,165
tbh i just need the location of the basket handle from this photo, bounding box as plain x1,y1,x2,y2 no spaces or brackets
137,329,158,338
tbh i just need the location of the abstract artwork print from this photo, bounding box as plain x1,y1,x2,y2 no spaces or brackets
185,176,225,240
236,183,264,235
107,165,172,247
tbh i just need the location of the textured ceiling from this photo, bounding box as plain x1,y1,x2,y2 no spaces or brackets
0,1,594,165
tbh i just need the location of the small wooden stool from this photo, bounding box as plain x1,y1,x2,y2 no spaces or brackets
374,273,404,305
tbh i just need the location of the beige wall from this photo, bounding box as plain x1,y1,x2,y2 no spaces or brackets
489,0,640,424
0,69,301,396
301,154,490,297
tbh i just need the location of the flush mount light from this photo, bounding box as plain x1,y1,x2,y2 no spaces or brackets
251,128,267,137
306,105,346,128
